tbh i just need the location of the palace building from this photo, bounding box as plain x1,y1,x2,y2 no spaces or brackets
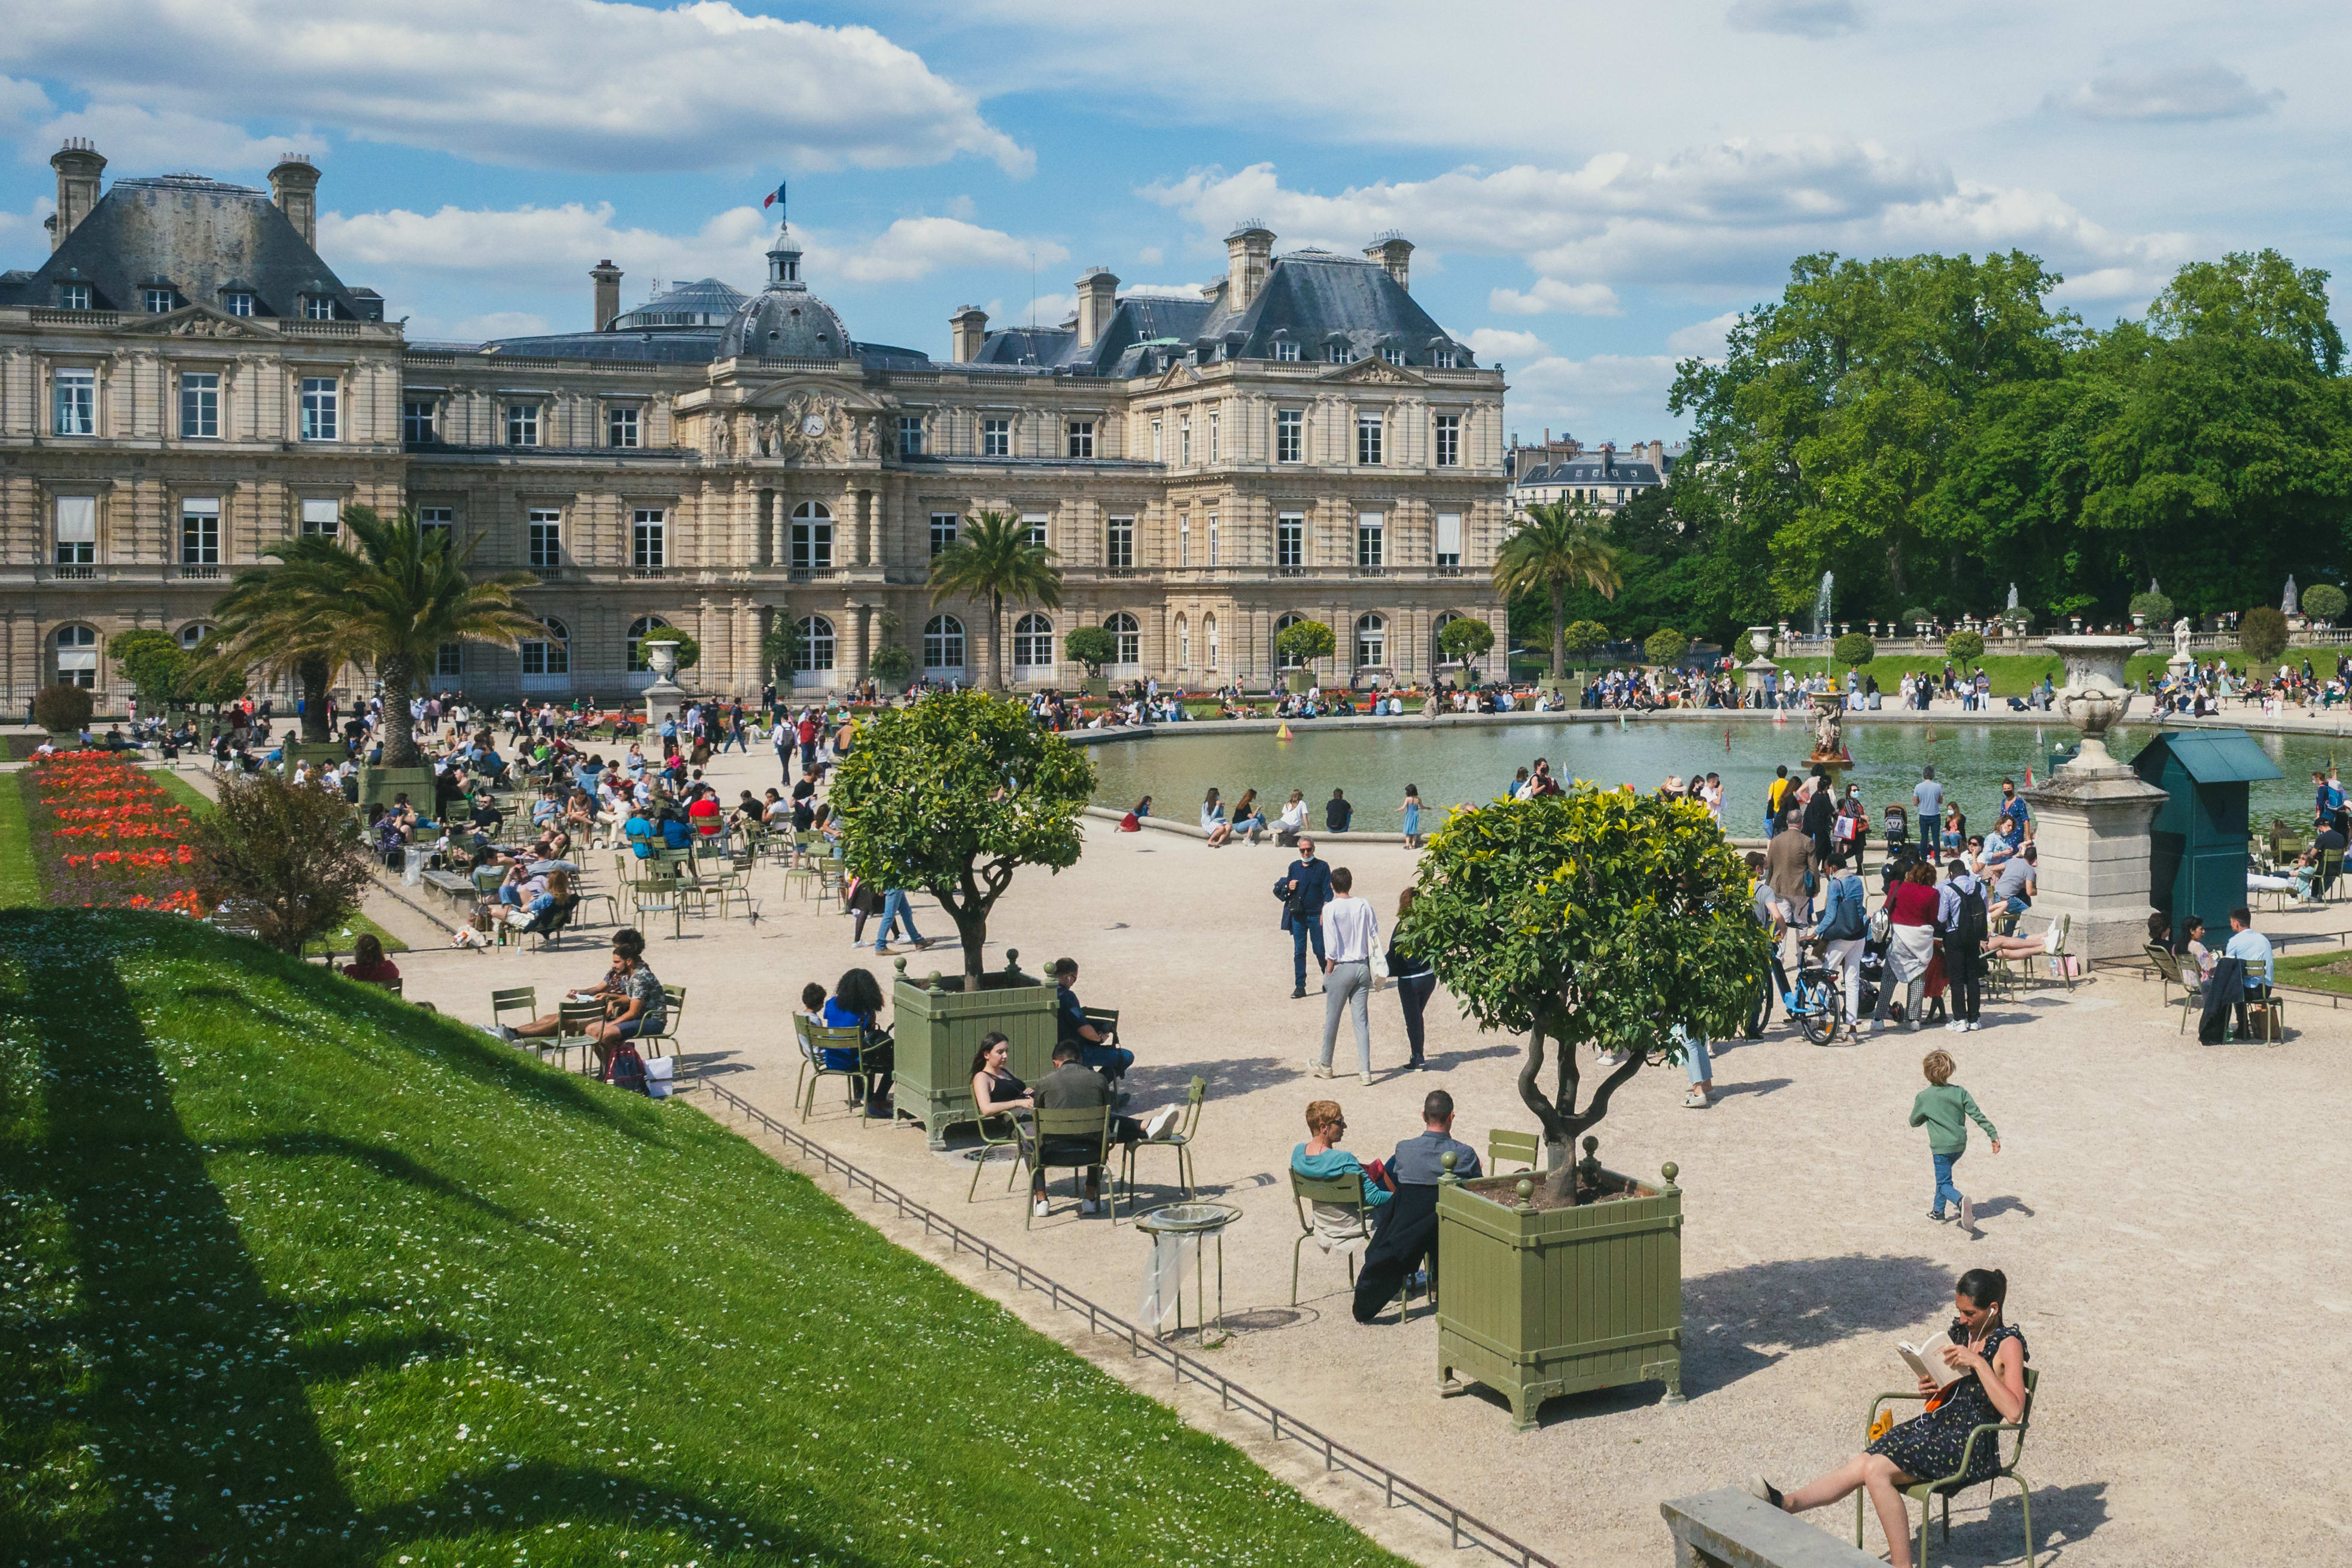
0,141,1510,707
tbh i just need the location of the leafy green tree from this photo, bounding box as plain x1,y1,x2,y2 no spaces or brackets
1644,626,1690,666
2241,605,2290,664
1063,625,1117,678
190,771,375,954
1437,617,1495,667
2128,591,2175,626
1833,632,1877,669
1946,629,1986,663
1275,619,1337,669
208,531,372,742
927,510,1063,690
1560,620,1611,669
109,630,188,711
832,692,1094,985
1401,787,1767,1201
1495,500,1621,680
2303,583,2348,625
1901,605,1934,628
760,615,800,681
2147,249,2344,375
868,644,916,687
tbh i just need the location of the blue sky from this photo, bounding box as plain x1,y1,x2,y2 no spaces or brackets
2,1,2342,442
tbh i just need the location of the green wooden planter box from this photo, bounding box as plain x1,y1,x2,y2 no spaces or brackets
1436,1144,1684,1432
356,766,436,810
889,951,1060,1147
284,741,351,769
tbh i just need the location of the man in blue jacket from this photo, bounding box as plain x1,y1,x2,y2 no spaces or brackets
1277,835,1334,1000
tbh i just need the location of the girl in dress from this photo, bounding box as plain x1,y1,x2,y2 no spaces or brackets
1399,784,1423,849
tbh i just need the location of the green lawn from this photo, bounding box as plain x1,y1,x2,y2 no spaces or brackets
0,769,36,907
0,909,1408,1566
2272,947,2352,995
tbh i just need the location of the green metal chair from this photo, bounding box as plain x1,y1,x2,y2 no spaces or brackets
1289,1168,1375,1305
552,998,606,1075
1487,1128,1541,1173
2324,847,2346,903
489,985,537,1037
1020,1104,1113,1227
2144,943,2202,1033
629,876,683,939
793,1015,883,1122
967,1107,1027,1202
1116,1076,1205,1218
1858,1367,2038,1568
635,985,686,1064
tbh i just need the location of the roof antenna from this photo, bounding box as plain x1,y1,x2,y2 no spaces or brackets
1029,249,1037,330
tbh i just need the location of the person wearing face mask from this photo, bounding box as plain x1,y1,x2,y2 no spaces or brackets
1275,835,1334,1000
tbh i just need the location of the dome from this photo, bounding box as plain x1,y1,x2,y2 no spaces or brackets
717,224,853,360
611,277,748,331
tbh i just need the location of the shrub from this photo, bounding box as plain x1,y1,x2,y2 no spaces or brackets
2303,583,2347,625
33,684,94,734
2241,605,2290,664
190,772,376,955
1438,617,1496,662
1063,625,1118,676
1561,620,1611,666
867,644,916,686
1833,632,1877,668
1274,619,1337,665
1643,626,1690,666
2129,590,2175,625
1901,605,1934,628
1945,629,1986,663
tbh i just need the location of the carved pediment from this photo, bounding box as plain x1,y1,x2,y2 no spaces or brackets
123,303,283,340
1321,357,1426,387
1152,360,1204,391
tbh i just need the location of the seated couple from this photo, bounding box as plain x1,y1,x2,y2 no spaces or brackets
800,969,895,1118
1290,1091,1482,1323
972,1034,1180,1217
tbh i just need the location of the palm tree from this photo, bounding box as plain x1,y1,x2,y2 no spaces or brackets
208,535,372,742
926,509,1063,690
1493,500,1623,682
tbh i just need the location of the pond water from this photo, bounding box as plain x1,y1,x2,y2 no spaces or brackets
1086,718,2344,835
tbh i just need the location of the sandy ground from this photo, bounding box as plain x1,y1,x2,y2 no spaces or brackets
351,742,2352,1567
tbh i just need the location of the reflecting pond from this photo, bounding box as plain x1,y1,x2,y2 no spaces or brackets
1086,718,2345,834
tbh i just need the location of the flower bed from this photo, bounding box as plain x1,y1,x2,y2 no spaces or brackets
20,751,205,914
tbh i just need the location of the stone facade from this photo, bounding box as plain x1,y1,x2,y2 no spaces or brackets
1,141,1510,708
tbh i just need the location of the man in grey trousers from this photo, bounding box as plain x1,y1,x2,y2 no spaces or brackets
1312,866,1382,1085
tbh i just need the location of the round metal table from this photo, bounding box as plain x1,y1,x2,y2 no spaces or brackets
1134,1201,1242,1346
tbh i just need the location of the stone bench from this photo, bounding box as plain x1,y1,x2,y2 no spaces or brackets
1660,1488,1884,1567
419,870,476,902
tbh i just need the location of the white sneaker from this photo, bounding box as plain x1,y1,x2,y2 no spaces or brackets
1359,1071,1374,1087
1945,1021,1965,1032
1965,1019,1981,1031
1032,1198,1050,1218
1141,1106,1183,1140
1080,1198,1103,1216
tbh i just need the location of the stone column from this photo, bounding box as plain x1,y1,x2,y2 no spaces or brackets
844,599,869,689
862,489,881,570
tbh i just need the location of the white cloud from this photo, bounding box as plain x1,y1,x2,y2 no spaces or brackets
829,217,1067,285
1014,292,1079,327
1464,327,1550,361
1490,279,1621,316
1137,245,1164,265
0,0,1029,175
0,74,51,130
1507,353,1683,434
31,104,327,175
2054,63,2283,123
1667,312,1739,358
1724,0,1863,38
0,194,53,246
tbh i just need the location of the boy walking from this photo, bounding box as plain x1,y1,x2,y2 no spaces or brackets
1911,1049,2000,1234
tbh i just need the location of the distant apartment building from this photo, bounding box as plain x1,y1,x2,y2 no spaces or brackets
1507,433,1682,517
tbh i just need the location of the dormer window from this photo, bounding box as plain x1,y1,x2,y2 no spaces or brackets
1274,340,1300,362
143,288,175,314
1433,348,1459,369
224,292,254,317
1326,343,1349,363
302,296,334,321
1379,346,1404,366
58,283,90,310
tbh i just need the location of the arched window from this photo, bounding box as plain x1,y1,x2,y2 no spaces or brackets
1012,613,1054,669
1355,612,1387,668
790,501,833,574
1105,611,1140,667
793,616,835,673
626,614,670,673
1432,611,1462,673
1175,612,1190,670
177,622,212,651
521,617,568,676
1274,611,1305,669
1204,613,1219,673
51,624,98,687
922,614,966,671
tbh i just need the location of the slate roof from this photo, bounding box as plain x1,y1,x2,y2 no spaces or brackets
0,173,378,319
1519,460,1668,487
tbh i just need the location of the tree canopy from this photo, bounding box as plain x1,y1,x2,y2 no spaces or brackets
927,510,1062,690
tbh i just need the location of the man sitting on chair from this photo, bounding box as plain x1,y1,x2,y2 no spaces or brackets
1030,1040,1146,1218
1051,957,1136,1086
1350,1089,1481,1323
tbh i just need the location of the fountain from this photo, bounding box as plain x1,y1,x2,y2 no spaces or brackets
2023,631,2167,960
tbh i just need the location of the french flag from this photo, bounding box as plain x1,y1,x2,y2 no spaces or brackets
762,181,787,211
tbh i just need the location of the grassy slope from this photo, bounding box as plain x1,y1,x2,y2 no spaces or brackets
2273,948,2352,995
0,909,1407,1567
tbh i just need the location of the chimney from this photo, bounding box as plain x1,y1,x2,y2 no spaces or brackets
1224,223,1274,312
1364,232,1413,291
50,139,105,252
1074,266,1119,351
591,259,623,331
269,153,320,247
950,305,988,364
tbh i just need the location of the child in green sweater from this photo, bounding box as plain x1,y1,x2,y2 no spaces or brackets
1912,1049,2000,1234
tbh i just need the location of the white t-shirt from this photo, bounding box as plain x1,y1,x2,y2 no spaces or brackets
1320,896,1381,964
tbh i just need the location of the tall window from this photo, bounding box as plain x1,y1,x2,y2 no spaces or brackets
1357,511,1385,569
1274,611,1306,668
521,617,569,676
300,499,340,537
1177,613,1191,669
1276,409,1302,463
922,614,966,671
1207,514,1219,566
179,372,218,439
527,509,561,570
1066,420,1094,459
1276,513,1304,572
1434,413,1460,467
144,287,175,314
1207,410,1219,464
929,513,958,557
1204,613,1219,672
403,398,436,443
1356,411,1383,465
299,376,337,441
626,616,670,673
982,417,1009,457
1435,511,1463,570
1274,340,1300,362
1177,514,1189,567
506,404,540,446
180,497,219,565
631,509,665,570
53,497,96,567
1356,613,1388,668
1179,415,1191,465
59,283,91,311
607,405,640,448
53,626,98,687
223,291,253,317
303,296,335,321
1105,516,1134,570
419,506,455,548
791,501,833,574
436,643,463,677
53,369,95,436
1012,613,1054,669
897,415,924,457
1149,418,1162,461
793,616,836,674
1105,612,1140,666
1022,513,1048,548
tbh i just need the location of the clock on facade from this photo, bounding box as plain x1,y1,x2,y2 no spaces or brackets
801,415,826,436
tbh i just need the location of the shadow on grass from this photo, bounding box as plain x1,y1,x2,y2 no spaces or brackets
206,1132,525,1226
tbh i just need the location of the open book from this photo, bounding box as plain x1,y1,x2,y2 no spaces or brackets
1897,1330,1968,1393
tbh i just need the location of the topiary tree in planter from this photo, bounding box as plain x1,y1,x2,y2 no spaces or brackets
1438,616,1495,687
1403,786,1767,1201
1901,605,1934,631
2241,605,2290,665
33,683,94,736
1276,619,1337,690
1642,626,1690,668
1945,628,1985,663
868,643,916,689
1560,619,1610,672
2129,590,2174,628
2302,583,2347,626
1063,625,1116,684
1833,631,1877,671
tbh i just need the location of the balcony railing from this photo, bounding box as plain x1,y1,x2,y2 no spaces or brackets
630,565,670,580
45,565,95,581
172,564,222,581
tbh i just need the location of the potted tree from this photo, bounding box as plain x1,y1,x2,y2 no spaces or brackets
868,643,917,694
1945,628,1985,665
1833,631,1876,697
1064,625,1116,699
32,682,94,743
1560,619,1609,683
1437,616,1495,690
1275,618,1336,693
832,691,1095,1146
1403,786,1766,1429
1642,626,1690,668
2302,583,2346,629
2128,590,2173,633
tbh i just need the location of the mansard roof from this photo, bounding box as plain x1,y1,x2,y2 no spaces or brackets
0,173,379,319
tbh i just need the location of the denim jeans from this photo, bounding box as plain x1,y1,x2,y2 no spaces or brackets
1289,917,1327,989
1931,1150,1965,1216
1674,1024,1711,1085
875,888,924,948
1081,1042,1134,1079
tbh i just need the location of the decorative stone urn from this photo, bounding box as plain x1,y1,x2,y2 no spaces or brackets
645,640,678,683
640,637,686,729
2027,632,2168,960
1740,625,1779,699
2044,634,2142,771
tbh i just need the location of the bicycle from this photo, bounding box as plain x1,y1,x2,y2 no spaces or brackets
1783,942,1847,1045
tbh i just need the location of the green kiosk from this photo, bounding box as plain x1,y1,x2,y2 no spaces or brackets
2131,729,2282,945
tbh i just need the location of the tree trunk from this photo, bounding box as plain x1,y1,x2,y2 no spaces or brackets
987,591,1005,691
297,655,331,742
1550,586,1567,680
379,654,419,768
953,868,988,985
1516,1007,1578,1203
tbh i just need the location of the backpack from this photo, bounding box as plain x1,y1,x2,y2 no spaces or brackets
1951,881,1989,946
1824,875,1867,941
606,1042,650,1096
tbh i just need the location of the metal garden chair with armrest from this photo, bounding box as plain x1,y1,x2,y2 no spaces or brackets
634,985,687,1065
2144,943,2201,1033
967,1105,1027,1203
1288,1169,1373,1305
489,986,537,1036
1857,1367,2038,1568
629,875,683,939
1116,1075,1205,1218
793,1014,884,1122
1019,1104,1113,1228
1487,1128,1540,1173
551,998,607,1075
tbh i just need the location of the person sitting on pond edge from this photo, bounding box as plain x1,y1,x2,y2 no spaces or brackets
1325,788,1353,834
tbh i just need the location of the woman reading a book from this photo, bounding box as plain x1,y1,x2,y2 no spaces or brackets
1743,1268,2028,1568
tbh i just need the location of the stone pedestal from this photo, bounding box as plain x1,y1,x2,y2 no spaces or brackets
1741,657,1779,699
2022,766,2168,960
641,678,684,731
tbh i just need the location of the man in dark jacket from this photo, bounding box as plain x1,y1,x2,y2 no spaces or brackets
1325,788,1353,833
1802,771,1836,866
1277,836,1335,999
